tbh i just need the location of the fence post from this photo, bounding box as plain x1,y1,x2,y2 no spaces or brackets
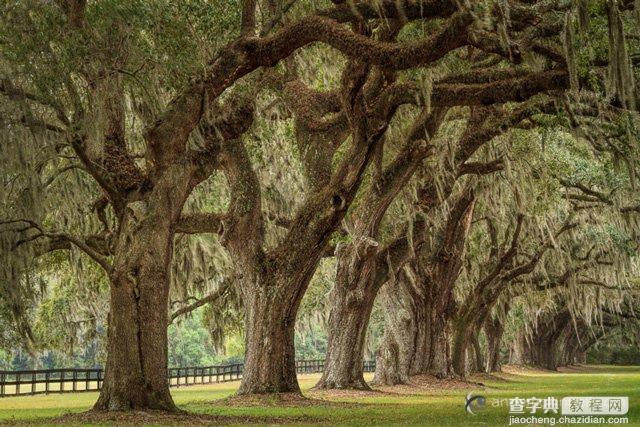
1,372,6,397
31,372,36,395
60,370,64,392
16,373,20,395
45,371,50,394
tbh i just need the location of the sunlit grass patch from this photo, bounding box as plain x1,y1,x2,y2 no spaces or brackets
0,366,638,426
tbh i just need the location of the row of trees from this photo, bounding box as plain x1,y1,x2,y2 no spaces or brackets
0,0,638,413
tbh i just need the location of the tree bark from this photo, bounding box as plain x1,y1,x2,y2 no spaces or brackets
94,209,176,411
471,333,484,373
413,306,454,377
238,269,300,394
526,310,571,371
372,280,414,385
374,263,456,384
484,315,505,372
93,159,200,411
316,245,380,390
510,332,530,365
451,319,474,377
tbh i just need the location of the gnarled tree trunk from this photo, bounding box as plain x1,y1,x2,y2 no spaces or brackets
316,244,380,390
95,207,176,411
451,318,475,377
94,161,201,411
471,333,484,373
238,269,300,394
484,315,505,372
372,279,414,385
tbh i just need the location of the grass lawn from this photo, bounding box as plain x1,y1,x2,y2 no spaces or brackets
0,365,638,426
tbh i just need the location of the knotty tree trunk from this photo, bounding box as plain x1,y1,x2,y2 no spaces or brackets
316,252,378,389
451,318,476,377
510,332,530,365
471,333,484,373
484,315,505,372
375,190,475,383
95,183,189,410
238,268,301,394
375,268,456,383
413,303,454,377
372,279,415,385
317,109,445,390
96,239,175,410
526,310,571,371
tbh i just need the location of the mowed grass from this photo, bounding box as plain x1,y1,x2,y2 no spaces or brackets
0,365,638,426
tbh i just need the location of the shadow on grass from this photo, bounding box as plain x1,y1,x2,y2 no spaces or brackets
213,391,382,408
0,408,323,426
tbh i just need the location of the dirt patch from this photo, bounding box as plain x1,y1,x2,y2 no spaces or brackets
216,392,349,408
502,365,557,375
307,388,387,399
5,409,319,426
557,365,586,373
306,375,485,398
380,374,484,393
469,372,510,383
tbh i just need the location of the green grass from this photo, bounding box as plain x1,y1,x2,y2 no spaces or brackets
0,366,638,426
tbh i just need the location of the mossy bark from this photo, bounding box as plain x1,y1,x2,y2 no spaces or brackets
237,272,300,394
316,245,380,390
94,209,176,411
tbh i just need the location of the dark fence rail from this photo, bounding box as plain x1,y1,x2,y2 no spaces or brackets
0,359,375,397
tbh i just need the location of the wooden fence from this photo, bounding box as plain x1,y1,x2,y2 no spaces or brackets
0,359,375,397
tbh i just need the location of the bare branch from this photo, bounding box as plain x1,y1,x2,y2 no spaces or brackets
169,279,233,323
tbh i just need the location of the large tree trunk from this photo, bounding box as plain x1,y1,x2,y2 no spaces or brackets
238,269,301,395
415,310,453,377
451,319,473,377
451,306,489,376
94,210,176,411
316,245,380,390
510,333,529,365
93,162,198,411
484,316,505,372
528,311,571,371
317,294,375,389
372,280,414,385
378,274,455,380
471,333,484,373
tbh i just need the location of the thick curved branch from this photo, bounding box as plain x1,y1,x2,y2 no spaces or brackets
146,6,470,158
169,279,232,323
1,219,112,273
174,213,226,235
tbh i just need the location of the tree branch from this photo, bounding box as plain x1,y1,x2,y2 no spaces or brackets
169,279,232,323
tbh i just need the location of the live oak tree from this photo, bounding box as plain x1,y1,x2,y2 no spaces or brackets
316,0,592,386
371,100,560,384
371,0,640,379
0,0,528,401
0,0,639,411
183,0,573,394
0,0,255,410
